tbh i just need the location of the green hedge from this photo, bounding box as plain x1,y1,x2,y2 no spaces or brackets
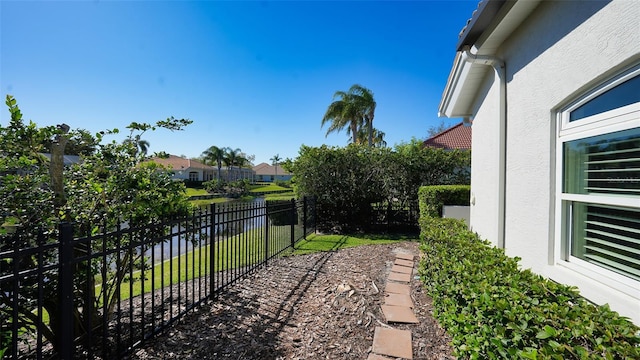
418,216,640,359
418,185,470,218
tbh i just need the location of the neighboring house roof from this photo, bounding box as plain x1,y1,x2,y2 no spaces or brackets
252,163,291,176
423,122,472,150
150,155,214,171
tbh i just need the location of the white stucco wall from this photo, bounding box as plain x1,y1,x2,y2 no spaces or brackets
469,71,502,246
470,0,640,323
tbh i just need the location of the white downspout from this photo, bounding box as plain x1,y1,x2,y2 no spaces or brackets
461,47,507,249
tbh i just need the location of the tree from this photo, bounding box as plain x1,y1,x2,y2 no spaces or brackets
349,84,377,147
223,147,243,181
0,95,193,355
41,128,99,156
270,153,282,179
123,134,150,155
354,127,386,148
289,141,470,232
202,145,226,181
321,84,377,146
426,119,452,138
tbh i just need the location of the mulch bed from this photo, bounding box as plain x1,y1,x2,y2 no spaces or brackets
131,241,454,359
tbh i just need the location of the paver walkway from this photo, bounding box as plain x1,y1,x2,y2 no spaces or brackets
367,250,419,359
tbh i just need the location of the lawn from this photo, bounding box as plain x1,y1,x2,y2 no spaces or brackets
291,233,416,255
249,183,290,193
185,188,209,197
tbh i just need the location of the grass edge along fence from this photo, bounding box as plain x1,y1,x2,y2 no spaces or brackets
418,216,640,359
0,197,316,360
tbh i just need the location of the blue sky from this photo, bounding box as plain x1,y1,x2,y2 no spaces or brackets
1,0,477,165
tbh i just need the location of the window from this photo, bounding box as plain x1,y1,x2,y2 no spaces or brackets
558,65,640,283
189,171,199,181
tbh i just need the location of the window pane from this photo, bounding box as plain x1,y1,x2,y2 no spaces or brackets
570,75,640,122
570,202,640,280
564,127,640,195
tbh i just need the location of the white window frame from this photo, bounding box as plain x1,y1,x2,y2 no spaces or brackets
554,65,640,297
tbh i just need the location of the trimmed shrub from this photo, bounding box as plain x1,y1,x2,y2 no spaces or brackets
290,141,470,232
418,185,470,218
274,180,291,188
419,216,640,359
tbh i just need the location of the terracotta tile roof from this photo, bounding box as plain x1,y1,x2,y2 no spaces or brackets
150,155,214,170
423,122,472,150
252,162,291,176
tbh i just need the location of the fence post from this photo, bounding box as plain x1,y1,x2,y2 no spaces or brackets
290,198,295,249
303,196,307,240
58,222,75,359
209,203,216,299
265,201,269,264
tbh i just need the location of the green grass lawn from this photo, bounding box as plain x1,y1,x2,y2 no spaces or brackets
249,183,290,193
189,197,230,207
263,192,295,201
291,233,416,255
185,188,209,196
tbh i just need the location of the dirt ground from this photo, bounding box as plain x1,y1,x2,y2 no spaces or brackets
131,241,454,360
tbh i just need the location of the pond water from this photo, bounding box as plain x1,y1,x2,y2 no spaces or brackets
146,197,265,263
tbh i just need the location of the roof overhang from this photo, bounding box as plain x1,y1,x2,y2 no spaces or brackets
438,0,542,119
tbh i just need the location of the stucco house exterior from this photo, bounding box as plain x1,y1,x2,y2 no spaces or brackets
438,0,639,323
252,162,292,182
150,155,256,182
151,155,216,182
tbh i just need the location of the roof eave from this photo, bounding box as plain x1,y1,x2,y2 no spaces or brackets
455,0,508,52
438,52,480,119
439,0,542,119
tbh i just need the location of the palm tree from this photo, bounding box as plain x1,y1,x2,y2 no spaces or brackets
234,154,250,180
322,91,360,144
321,84,377,146
201,145,225,181
354,127,387,148
123,135,150,155
224,147,242,181
270,154,282,180
349,84,377,147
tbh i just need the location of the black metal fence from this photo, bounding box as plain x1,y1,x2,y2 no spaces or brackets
0,197,316,359
370,201,420,233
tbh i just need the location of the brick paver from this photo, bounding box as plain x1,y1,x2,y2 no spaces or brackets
394,258,414,267
388,271,412,283
385,282,411,295
391,264,413,274
384,293,414,308
367,249,420,359
371,327,413,359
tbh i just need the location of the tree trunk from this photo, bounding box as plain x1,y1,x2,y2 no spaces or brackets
50,124,70,209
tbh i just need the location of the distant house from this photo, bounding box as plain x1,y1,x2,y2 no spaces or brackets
252,163,292,182
150,155,215,182
150,155,255,182
423,122,471,150
438,0,639,323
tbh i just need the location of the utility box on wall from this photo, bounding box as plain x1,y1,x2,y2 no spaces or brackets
443,205,470,226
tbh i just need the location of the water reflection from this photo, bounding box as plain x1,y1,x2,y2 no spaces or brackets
147,197,264,263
